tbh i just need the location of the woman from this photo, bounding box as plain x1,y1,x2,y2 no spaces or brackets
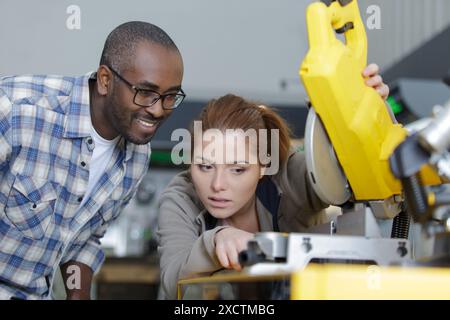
157,64,389,299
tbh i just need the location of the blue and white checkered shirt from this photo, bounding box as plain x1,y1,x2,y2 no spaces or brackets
0,73,150,299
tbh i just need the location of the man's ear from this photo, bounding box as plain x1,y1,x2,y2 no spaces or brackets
96,65,112,96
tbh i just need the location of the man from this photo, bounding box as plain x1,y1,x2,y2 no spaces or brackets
0,21,184,299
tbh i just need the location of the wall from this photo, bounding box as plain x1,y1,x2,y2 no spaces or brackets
1,0,449,104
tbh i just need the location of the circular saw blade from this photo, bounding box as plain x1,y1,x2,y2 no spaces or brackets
304,108,351,205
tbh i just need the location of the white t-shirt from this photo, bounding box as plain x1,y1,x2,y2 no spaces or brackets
80,124,120,207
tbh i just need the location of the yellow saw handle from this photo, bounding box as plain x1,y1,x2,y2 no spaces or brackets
300,0,439,201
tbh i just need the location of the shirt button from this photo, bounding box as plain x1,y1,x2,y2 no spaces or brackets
87,138,93,145
32,203,37,209
77,197,83,202
81,161,86,167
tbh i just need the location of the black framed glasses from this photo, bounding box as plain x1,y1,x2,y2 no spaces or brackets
107,65,186,110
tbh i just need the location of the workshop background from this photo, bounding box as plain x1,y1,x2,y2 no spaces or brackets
0,0,449,299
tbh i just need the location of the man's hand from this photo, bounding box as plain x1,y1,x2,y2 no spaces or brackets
363,63,389,100
214,227,254,271
60,261,93,300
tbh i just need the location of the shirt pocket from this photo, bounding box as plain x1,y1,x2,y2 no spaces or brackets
94,187,132,234
4,174,57,240
97,199,122,226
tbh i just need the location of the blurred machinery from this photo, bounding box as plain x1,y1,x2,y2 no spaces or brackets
101,157,182,257
390,98,450,264
387,77,450,125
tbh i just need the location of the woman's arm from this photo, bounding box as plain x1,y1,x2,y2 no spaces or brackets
214,227,254,271
157,174,228,299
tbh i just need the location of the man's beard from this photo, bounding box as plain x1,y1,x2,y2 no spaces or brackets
107,98,162,145
121,125,155,145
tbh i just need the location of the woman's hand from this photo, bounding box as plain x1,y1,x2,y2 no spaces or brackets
214,227,254,271
363,63,389,100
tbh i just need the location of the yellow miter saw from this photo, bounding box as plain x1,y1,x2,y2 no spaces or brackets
301,0,440,216
180,0,450,299
178,0,450,300
240,0,444,275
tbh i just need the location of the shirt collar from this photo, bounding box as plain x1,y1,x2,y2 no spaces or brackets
62,72,95,138
62,72,145,163
117,136,139,162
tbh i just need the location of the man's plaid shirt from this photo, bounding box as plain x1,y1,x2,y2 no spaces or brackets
0,73,150,299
